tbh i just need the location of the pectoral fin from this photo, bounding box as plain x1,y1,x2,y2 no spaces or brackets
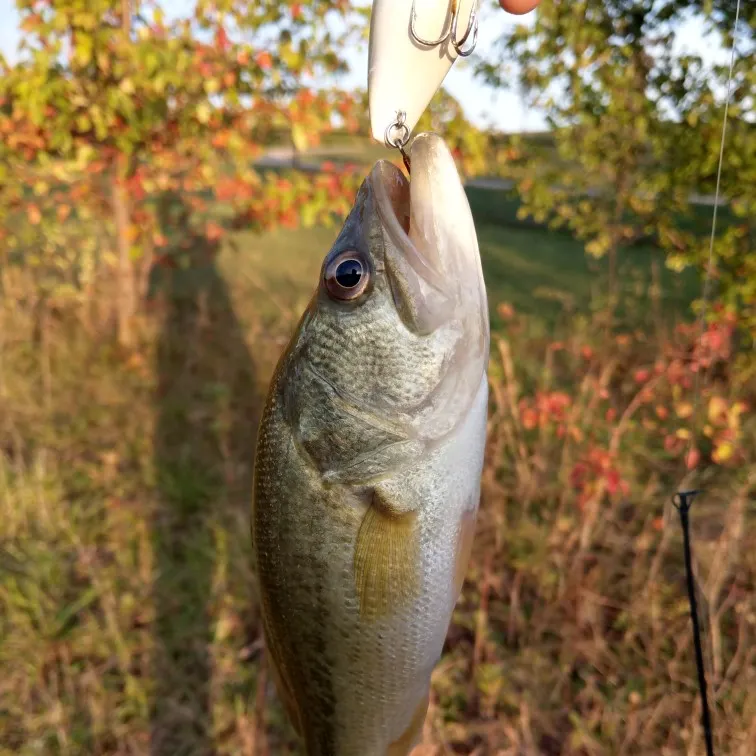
354,489,420,620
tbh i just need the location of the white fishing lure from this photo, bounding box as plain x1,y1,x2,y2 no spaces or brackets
368,0,479,146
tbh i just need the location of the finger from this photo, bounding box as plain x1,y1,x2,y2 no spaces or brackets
499,0,540,14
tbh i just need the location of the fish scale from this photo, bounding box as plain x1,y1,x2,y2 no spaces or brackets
304,295,457,412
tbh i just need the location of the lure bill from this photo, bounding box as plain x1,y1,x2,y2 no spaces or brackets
368,0,478,145
252,133,489,755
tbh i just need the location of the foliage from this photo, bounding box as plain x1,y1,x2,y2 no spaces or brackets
0,0,364,345
351,86,496,179
651,20,756,337
415,89,494,178
477,0,755,337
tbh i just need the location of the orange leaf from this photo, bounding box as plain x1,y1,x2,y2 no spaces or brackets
256,51,273,70
521,407,538,430
205,222,224,241
26,204,42,225
675,401,693,419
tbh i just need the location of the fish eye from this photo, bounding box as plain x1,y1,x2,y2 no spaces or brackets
324,251,371,301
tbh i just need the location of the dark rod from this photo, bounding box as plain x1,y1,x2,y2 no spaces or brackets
675,492,715,756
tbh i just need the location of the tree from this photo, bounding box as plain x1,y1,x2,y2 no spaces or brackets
651,3,756,343
415,89,494,178
350,86,493,179
477,0,755,334
0,0,363,346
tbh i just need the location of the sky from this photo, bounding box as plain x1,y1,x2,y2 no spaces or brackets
0,0,728,134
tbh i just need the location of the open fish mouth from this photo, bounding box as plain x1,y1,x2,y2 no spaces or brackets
357,132,490,442
368,132,488,341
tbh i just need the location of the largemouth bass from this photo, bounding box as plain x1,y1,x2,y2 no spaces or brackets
252,132,490,756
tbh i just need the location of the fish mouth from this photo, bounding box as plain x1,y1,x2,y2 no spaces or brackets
367,132,490,440
369,132,487,338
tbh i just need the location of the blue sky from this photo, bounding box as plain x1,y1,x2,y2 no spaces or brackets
0,0,726,133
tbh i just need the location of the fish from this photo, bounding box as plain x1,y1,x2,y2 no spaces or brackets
252,132,490,756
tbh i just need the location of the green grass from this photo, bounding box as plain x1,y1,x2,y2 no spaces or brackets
221,191,699,336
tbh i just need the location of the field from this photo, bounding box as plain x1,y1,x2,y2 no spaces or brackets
1,186,755,756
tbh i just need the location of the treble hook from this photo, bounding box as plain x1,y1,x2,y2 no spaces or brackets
409,0,479,58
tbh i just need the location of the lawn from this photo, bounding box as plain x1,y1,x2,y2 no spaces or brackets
221,187,699,335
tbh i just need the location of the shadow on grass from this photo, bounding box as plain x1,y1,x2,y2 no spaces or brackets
148,193,262,756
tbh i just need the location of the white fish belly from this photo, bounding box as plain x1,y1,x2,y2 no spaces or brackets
330,374,489,754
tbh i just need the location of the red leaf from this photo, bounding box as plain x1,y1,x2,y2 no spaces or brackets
605,468,621,495
685,447,700,470
521,407,538,430
570,462,588,489
215,26,229,52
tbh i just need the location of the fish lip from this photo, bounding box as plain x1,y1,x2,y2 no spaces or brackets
369,159,452,298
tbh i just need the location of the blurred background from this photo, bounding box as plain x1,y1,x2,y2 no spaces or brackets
0,0,754,754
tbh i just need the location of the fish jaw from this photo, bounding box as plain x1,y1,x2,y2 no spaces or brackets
374,132,487,335
371,132,490,441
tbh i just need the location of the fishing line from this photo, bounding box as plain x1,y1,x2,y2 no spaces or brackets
673,3,741,756
682,0,742,472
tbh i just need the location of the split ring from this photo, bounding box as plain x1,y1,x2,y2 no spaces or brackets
385,111,410,149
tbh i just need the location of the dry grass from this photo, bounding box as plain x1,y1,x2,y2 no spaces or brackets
0,226,754,756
